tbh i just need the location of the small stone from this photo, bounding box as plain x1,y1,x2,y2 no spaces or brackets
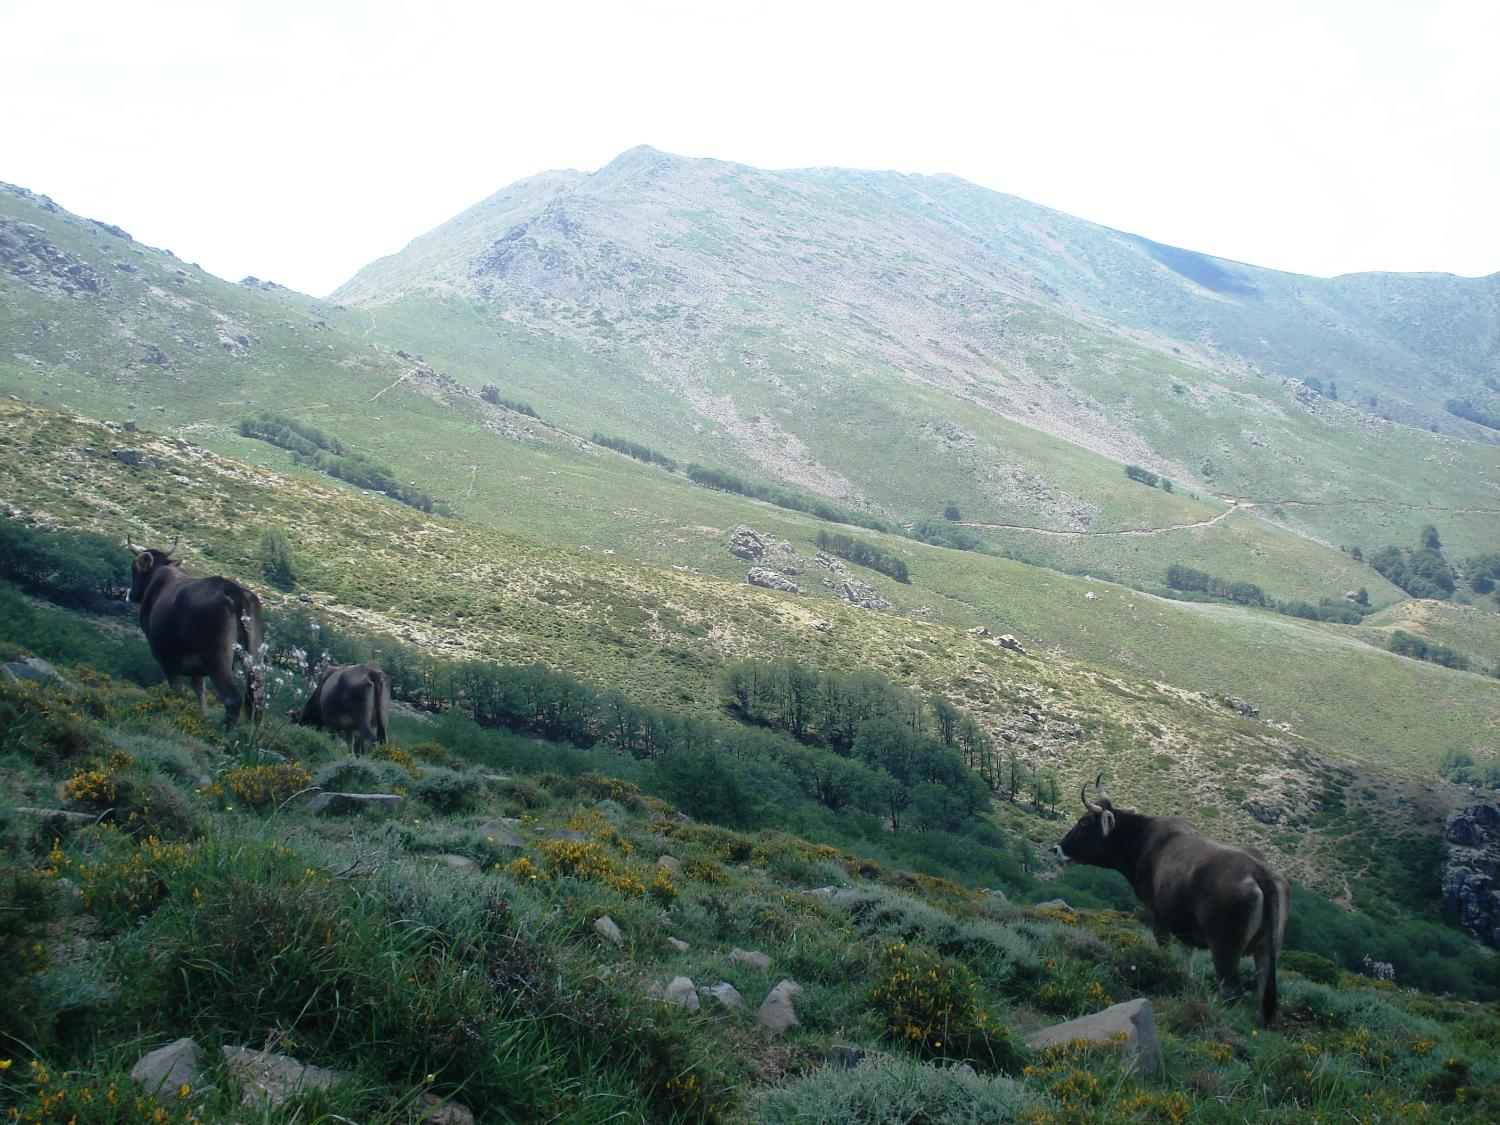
594,914,624,945
1035,898,1071,911
131,1038,205,1102
657,854,680,872
419,1092,476,1125
1024,998,1164,1078
756,979,803,1032
665,976,700,1012
826,1044,866,1069
434,854,477,872
708,981,744,1010
730,948,772,971
667,937,691,953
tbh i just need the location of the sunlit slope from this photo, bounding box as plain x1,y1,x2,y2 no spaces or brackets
0,178,1427,608
3,400,1495,794
330,148,1500,560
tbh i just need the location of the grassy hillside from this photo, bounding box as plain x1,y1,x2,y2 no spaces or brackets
3,632,1499,1123
3,399,1497,905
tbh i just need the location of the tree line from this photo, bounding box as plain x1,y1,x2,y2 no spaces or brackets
815,530,910,583
239,413,437,513
592,433,678,472
684,463,891,533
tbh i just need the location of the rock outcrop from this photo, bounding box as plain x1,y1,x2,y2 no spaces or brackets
1024,998,1164,1078
1444,798,1500,947
747,568,802,594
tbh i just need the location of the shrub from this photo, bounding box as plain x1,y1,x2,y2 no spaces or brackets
408,767,482,814
869,941,1020,1070
0,679,100,768
752,1054,1040,1123
0,867,59,1051
255,527,299,590
1282,949,1341,985
212,762,315,812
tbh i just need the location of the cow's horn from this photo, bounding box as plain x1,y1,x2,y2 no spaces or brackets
1082,783,1103,814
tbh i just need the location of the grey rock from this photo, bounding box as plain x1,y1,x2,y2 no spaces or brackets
1035,898,1071,911
306,791,403,815
998,634,1025,653
657,855,681,872
808,619,832,632
111,448,167,469
594,914,624,945
3,656,66,684
730,947,772,971
665,976,700,1012
220,1045,348,1108
474,819,526,848
1444,799,1500,946
969,625,992,637
419,1092,476,1125
53,876,82,912
15,806,95,825
1222,695,1260,718
131,1038,205,1102
708,981,744,1010
747,567,802,595
728,525,767,560
826,1044,866,1069
839,576,892,611
982,887,1011,907
666,937,691,953
1025,998,1164,1078
756,979,803,1032
433,853,478,872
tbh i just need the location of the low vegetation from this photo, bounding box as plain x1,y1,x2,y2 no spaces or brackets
685,462,891,532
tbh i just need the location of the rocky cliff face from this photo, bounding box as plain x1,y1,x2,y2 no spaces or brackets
1443,798,1500,947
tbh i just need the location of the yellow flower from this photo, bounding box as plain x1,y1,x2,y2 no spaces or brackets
0,1059,10,1069
178,1083,191,1098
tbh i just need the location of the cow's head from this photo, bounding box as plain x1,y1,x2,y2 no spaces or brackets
1055,774,1119,864
126,547,180,603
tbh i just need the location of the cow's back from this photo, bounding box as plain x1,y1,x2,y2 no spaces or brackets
1146,822,1277,948
145,574,238,672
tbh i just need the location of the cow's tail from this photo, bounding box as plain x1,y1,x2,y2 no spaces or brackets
1257,873,1286,1026
233,588,266,721
371,666,390,745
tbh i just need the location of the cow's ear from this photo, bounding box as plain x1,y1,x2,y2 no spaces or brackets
134,552,153,572
1100,809,1116,837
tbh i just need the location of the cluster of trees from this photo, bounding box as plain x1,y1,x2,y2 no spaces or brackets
1366,527,1456,600
266,612,1018,834
1444,397,1500,432
718,658,1062,816
239,413,437,513
1387,630,1470,671
1165,564,1370,623
1124,465,1173,491
1164,564,1267,606
910,519,987,554
0,521,134,608
592,433,677,471
1442,748,1500,788
684,463,891,533
815,529,910,583
479,384,539,418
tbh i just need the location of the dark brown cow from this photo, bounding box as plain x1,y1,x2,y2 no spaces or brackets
1055,777,1289,1025
127,548,264,726
292,662,390,754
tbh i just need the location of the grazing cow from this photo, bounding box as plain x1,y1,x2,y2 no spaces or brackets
127,547,264,726
292,662,390,754
1055,776,1289,1025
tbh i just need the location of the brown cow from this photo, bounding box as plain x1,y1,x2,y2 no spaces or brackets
1055,776,1289,1025
292,662,390,754
127,547,264,726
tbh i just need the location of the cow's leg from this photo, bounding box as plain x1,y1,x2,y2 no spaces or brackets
208,669,242,728
191,676,209,715
1210,941,1244,1003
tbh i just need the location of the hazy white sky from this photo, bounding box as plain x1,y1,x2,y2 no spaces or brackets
3,0,1496,296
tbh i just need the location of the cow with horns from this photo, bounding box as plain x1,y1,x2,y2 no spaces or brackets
1055,775,1289,1025
291,661,390,754
126,545,265,726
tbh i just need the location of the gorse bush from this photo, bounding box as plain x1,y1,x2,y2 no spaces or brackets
870,941,1020,1071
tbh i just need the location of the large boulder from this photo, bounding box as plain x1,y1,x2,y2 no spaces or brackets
1444,799,1500,947
130,1038,205,1102
756,979,803,1032
1024,998,1164,1078
221,1046,348,1108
